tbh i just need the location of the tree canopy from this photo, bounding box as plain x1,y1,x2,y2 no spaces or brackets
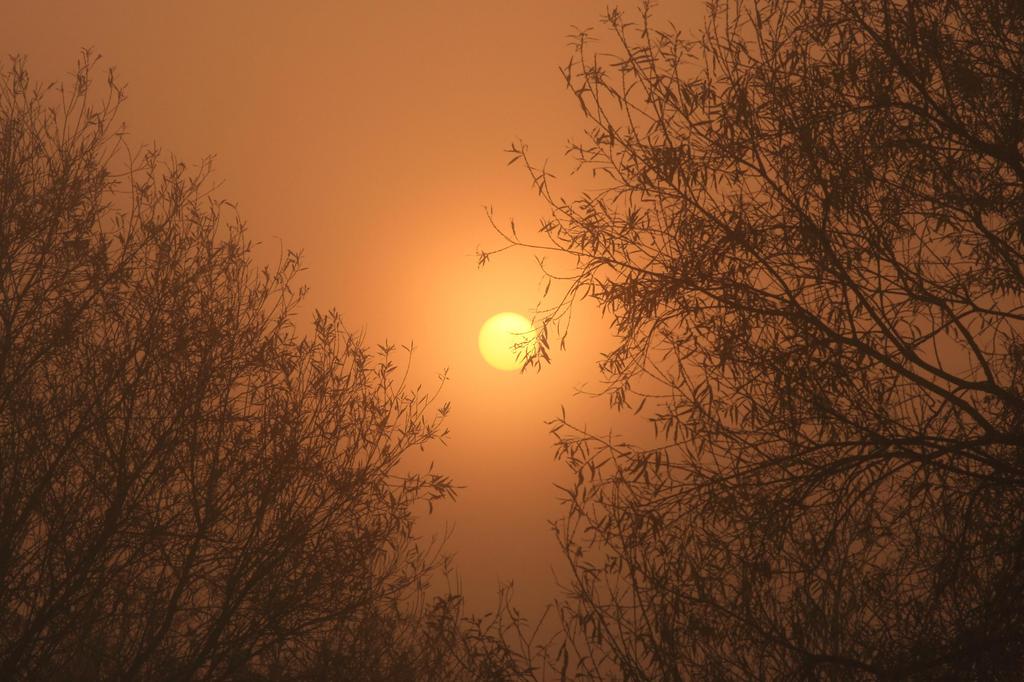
0,53,532,680
492,0,1024,678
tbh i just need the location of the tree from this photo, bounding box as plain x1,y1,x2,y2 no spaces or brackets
0,53,485,680
491,0,1024,678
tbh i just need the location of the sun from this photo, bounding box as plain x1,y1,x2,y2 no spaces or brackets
478,312,537,371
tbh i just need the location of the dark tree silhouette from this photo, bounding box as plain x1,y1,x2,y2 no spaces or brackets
490,0,1024,678
0,54,537,680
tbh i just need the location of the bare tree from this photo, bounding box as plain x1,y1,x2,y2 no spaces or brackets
489,0,1024,678
0,53,497,680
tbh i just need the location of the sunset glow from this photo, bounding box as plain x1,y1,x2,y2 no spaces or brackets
5,0,1015,676
478,312,536,371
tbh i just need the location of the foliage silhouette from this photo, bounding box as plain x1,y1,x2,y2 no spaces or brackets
0,53,542,681
488,0,1024,678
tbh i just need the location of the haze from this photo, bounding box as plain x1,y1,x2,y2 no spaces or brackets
0,1,697,619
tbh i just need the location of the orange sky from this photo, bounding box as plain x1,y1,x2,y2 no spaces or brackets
2,0,701,620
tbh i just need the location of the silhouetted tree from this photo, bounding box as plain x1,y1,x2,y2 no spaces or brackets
291,580,543,681
0,53,519,680
491,0,1024,678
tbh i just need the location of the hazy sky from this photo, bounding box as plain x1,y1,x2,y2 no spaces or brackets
2,0,702,619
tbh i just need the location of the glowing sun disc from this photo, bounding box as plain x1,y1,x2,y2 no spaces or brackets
479,312,537,371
